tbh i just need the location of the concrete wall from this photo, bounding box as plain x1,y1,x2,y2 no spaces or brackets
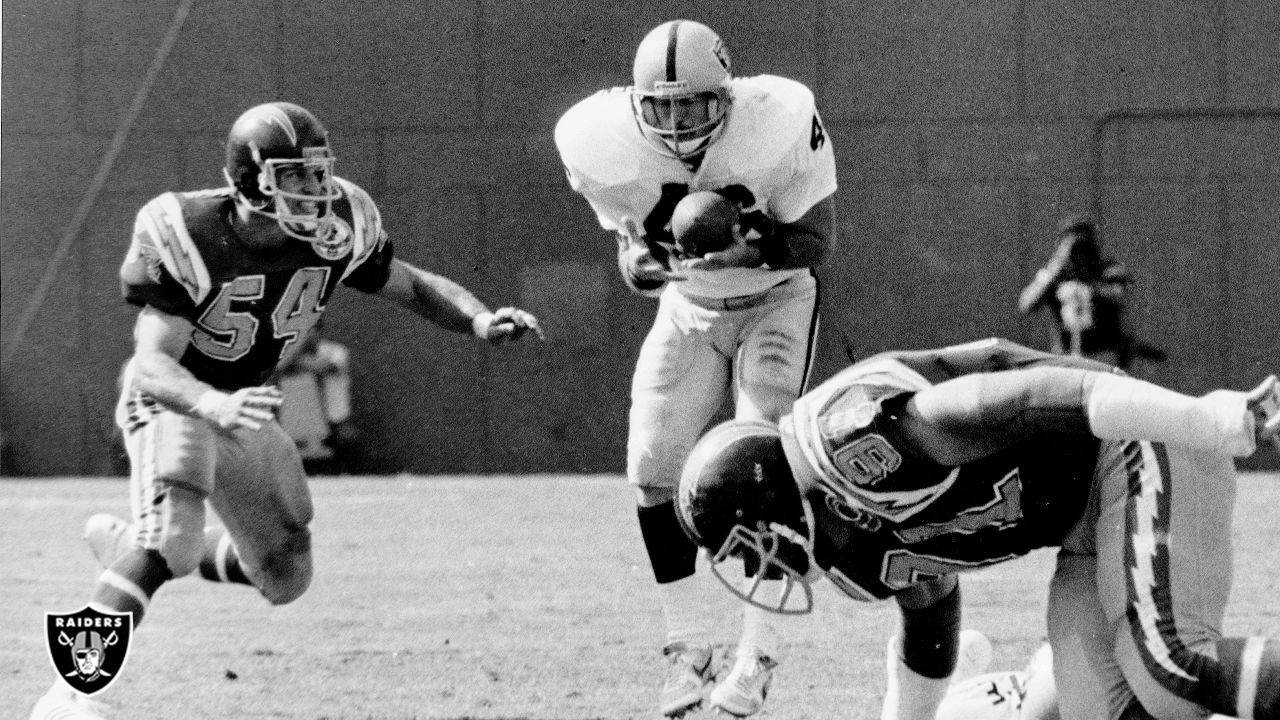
2,0,1277,475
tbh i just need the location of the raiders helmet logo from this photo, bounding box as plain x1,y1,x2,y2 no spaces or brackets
711,38,730,71
44,606,133,695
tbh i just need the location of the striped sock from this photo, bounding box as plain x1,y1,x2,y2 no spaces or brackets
90,548,172,625
1215,637,1280,720
198,527,252,585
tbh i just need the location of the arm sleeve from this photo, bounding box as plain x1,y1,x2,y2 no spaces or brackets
342,235,395,293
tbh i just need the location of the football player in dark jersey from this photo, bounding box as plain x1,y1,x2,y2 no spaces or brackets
677,338,1278,720
29,101,542,720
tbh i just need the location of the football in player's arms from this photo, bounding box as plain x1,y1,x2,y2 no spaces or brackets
671,190,739,258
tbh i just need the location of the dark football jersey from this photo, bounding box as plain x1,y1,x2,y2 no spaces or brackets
119,179,393,390
788,338,1113,601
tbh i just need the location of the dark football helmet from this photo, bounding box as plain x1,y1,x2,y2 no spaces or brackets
631,20,732,161
223,102,348,259
676,418,819,615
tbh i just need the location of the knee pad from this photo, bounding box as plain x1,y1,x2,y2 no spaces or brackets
255,527,313,605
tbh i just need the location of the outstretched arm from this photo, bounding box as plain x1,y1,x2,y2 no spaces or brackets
374,258,542,344
899,367,1279,465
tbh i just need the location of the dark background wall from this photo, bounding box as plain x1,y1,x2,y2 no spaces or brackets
2,0,1277,476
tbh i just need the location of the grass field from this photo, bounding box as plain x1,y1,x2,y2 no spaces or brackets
3,474,1278,720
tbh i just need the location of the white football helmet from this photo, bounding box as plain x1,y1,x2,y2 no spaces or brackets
631,20,732,161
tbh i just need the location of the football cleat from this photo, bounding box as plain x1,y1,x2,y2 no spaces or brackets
708,647,777,717
1246,375,1279,452
29,682,109,720
83,514,130,569
660,642,715,717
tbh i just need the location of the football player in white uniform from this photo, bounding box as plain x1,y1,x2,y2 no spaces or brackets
554,18,838,719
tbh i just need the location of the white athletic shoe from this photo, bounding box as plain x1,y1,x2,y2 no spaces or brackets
708,647,777,717
660,642,714,718
29,682,108,720
83,514,129,568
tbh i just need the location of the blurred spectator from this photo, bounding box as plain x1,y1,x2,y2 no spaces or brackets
1019,216,1165,371
273,322,361,474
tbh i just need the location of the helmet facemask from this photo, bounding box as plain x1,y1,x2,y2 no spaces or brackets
707,496,819,615
226,143,348,259
632,86,731,161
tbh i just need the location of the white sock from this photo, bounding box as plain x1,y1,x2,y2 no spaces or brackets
658,575,710,648
739,579,785,659
881,633,950,720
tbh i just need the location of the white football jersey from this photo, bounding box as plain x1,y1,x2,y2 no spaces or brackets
555,75,838,299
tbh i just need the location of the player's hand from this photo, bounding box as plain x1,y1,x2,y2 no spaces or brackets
473,307,545,345
192,386,283,431
620,216,685,284
678,225,761,271
1245,375,1280,452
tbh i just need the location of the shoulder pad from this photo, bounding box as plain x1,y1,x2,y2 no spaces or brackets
554,90,648,189
132,193,213,304
730,75,818,143
334,178,387,279
788,358,954,521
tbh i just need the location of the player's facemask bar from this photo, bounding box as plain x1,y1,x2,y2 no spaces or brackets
707,497,819,615
633,88,730,161
233,146,349,259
